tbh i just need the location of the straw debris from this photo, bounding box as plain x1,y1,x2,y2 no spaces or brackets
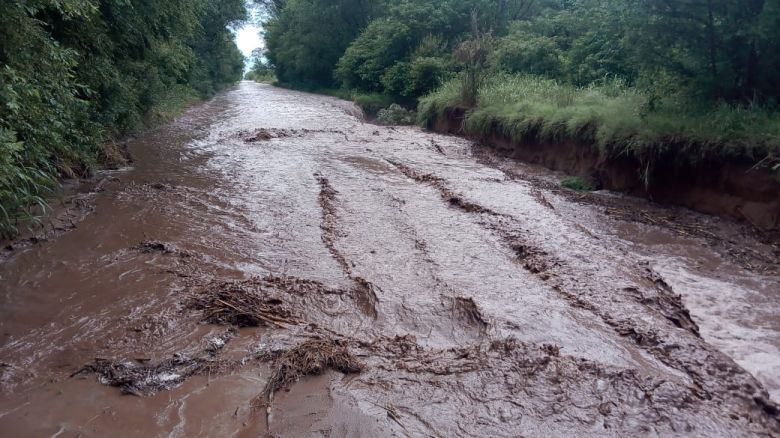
189,281,299,328
254,338,363,406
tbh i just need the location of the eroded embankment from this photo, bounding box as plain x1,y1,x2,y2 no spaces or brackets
431,108,780,230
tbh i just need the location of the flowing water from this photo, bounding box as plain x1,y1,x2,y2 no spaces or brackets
1,82,778,437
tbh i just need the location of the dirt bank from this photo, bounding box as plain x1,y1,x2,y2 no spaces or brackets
432,107,780,231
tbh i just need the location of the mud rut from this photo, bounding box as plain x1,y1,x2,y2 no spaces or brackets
1,82,779,437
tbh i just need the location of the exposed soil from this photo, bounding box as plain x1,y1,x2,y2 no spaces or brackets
433,107,780,231
0,82,778,437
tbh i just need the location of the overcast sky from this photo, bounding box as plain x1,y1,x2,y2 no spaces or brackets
235,24,264,58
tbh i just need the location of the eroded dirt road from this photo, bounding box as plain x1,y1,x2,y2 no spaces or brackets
1,82,779,437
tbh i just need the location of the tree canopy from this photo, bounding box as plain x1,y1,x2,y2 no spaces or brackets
261,0,780,103
1,0,247,236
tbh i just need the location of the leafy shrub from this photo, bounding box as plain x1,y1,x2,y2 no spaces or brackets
352,93,395,117
376,104,417,125
490,32,564,79
417,78,464,127
381,57,454,98
246,70,277,83
336,19,412,91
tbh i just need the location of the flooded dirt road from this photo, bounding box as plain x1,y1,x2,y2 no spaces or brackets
1,82,779,437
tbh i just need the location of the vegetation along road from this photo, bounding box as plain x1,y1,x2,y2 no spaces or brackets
1,0,780,436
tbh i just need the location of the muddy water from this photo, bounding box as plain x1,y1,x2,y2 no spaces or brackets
1,82,778,437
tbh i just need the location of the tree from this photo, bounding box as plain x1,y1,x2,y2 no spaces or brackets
627,0,780,102
0,0,247,236
264,0,380,87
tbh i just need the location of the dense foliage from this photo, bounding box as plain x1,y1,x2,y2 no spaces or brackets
1,0,246,236
261,0,780,168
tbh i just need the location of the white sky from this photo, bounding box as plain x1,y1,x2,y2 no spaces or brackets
235,24,264,58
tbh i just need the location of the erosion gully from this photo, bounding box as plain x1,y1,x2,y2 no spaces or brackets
1,82,778,437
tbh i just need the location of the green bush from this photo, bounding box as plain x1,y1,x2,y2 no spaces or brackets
381,57,454,98
376,104,417,125
487,74,779,159
336,19,413,91
490,32,564,79
352,93,396,117
246,70,277,83
299,87,395,118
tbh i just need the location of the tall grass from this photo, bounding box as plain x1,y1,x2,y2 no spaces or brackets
417,79,464,127
420,73,780,164
0,130,57,238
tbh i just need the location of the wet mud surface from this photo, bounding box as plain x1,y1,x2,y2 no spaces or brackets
1,82,778,437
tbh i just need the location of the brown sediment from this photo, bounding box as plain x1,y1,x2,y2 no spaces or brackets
389,166,778,427
498,226,777,421
388,160,503,216
316,174,381,319
476,149,780,274
450,296,489,331
316,174,350,273
0,176,120,262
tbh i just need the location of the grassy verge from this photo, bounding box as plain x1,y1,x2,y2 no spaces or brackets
419,73,780,167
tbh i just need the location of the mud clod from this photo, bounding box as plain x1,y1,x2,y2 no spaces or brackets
451,297,489,330
640,266,701,336
133,240,187,256
352,277,380,319
241,128,294,142
446,194,496,215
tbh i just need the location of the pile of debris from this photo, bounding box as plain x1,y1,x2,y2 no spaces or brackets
73,355,233,396
254,337,363,405
189,281,299,328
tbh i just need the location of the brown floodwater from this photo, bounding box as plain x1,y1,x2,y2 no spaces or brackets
1,82,778,437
